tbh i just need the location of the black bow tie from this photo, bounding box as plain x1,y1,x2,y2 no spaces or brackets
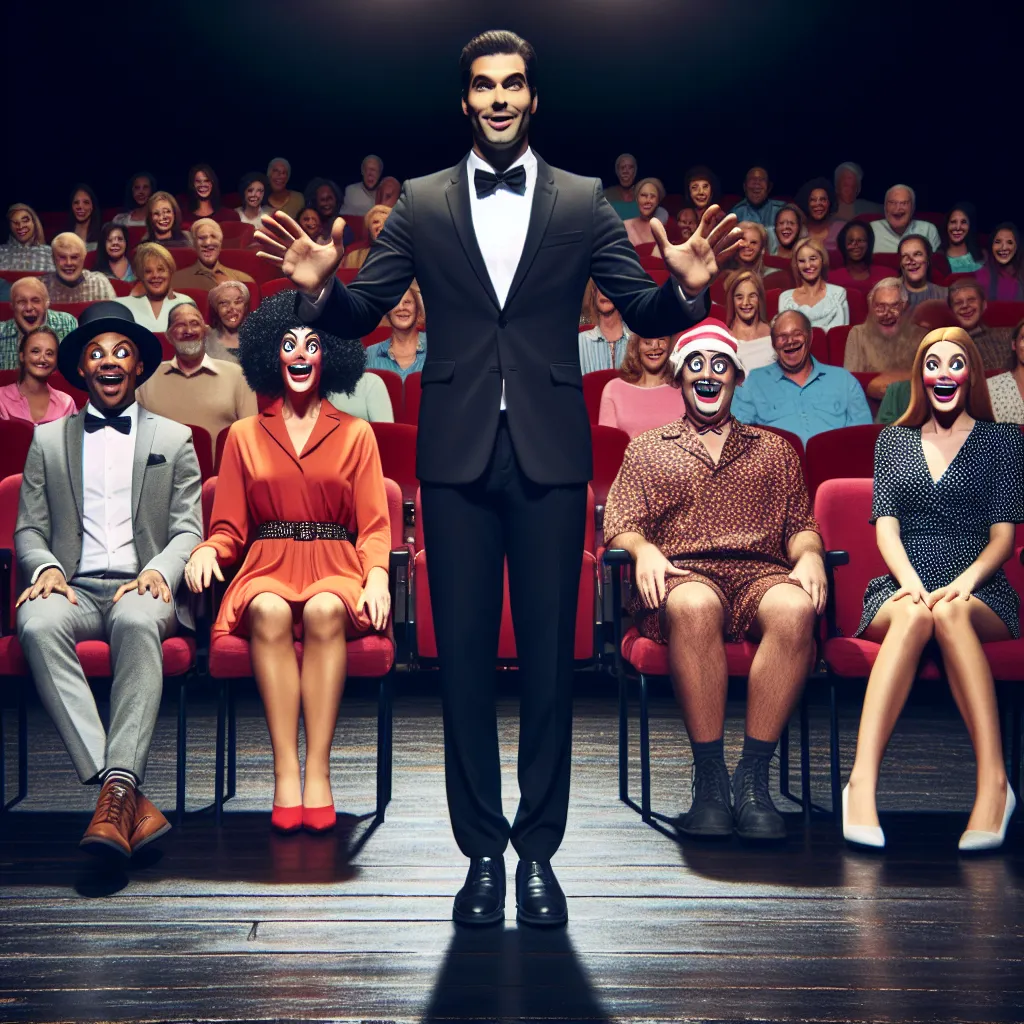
695,423,725,436
474,165,527,199
85,412,131,435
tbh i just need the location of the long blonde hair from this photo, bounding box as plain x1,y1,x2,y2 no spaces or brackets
5,203,46,247
896,327,994,427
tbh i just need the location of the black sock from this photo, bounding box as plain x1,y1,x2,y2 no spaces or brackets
740,735,777,762
690,737,725,765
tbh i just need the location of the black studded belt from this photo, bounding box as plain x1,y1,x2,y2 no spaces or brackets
256,521,354,542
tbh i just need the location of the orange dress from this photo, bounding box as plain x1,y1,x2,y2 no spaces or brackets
197,398,391,639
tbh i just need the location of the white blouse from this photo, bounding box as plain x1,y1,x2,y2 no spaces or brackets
986,373,1024,424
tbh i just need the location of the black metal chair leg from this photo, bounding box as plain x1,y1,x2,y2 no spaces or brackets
375,673,390,822
779,725,791,798
618,670,629,804
1012,687,1023,799
226,682,237,800
639,674,652,823
176,679,187,825
16,680,27,807
214,680,226,824
799,692,812,822
829,681,842,823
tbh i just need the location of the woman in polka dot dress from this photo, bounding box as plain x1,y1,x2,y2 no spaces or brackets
843,328,1024,853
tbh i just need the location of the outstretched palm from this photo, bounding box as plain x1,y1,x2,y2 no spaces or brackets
254,212,348,295
650,206,743,298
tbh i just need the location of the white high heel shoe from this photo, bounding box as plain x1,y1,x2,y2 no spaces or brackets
842,784,885,849
958,787,1016,853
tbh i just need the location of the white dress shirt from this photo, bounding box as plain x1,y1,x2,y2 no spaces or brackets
79,402,140,577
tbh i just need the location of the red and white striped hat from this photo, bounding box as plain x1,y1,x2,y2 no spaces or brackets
668,317,746,379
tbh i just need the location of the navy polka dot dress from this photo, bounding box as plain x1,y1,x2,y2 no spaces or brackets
855,422,1024,638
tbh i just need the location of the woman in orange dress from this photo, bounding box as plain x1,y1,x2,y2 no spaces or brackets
185,291,392,834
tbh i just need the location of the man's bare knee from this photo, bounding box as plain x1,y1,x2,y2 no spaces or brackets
758,585,816,642
665,582,724,636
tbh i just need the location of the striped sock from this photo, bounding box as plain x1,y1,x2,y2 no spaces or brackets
100,768,138,790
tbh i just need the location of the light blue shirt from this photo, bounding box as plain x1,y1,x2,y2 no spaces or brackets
732,357,872,443
729,197,786,229
578,325,631,374
364,332,427,381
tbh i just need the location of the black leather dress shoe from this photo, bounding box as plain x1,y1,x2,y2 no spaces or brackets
452,856,506,926
732,756,787,841
675,757,734,838
515,859,568,927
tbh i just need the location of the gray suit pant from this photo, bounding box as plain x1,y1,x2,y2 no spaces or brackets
16,575,177,784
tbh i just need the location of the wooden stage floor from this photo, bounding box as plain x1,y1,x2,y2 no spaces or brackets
1,677,1022,1023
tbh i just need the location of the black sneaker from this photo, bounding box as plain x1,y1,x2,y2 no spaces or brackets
675,757,734,838
732,756,786,841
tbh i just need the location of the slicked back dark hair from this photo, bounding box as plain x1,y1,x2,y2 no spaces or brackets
459,30,536,99
238,290,366,399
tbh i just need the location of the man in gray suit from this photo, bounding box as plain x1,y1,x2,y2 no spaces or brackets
15,302,202,861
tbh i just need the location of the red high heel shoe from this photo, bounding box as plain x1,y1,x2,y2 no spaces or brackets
271,804,303,834
302,805,337,833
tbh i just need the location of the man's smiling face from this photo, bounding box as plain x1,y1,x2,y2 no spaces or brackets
462,53,537,161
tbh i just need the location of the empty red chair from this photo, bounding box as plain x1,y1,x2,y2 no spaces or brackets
809,327,828,363
217,222,255,249
366,369,403,421
846,289,867,325
218,248,277,284
0,420,34,478
260,278,296,301
175,289,209,320
804,423,883,499
590,424,630,512
371,422,418,503
982,302,1024,328
873,252,900,271
583,368,618,424
765,288,782,318
125,226,146,250
827,324,853,366
402,372,421,426
184,424,215,481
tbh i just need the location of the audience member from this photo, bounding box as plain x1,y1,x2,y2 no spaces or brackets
843,329,1023,853
871,185,941,253
304,179,352,246
15,302,202,859
186,163,239,224
171,219,255,292
205,280,251,362
898,234,947,309
297,207,324,243
943,202,985,273
598,334,679,438
365,286,427,380
0,325,76,424
578,280,631,373
375,177,402,208
624,178,666,248
113,172,156,226
833,162,882,221
986,319,1024,423
118,243,197,332
829,221,889,293
675,207,698,243
66,184,102,252
41,233,116,303
604,319,824,841
137,303,257,461
0,278,78,370
341,206,392,269
342,155,384,216
948,279,1013,370
328,370,395,422
733,310,871,442
975,223,1024,302
724,271,775,370
723,221,768,279
729,166,785,228
795,177,842,250
143,192,192,248
769,203,805,259
265,158,305,219
236,172,271,226
93,223,135,282
843,277,924,373
603,153,638,218
685,165,720,223
778,239,849,331
0,204,53,271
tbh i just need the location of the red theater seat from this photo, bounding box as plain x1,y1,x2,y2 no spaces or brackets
846,289,867,325
0,420,34,478
371,422,418,503
219,248,278,284
362,326,391,348
804,423,883,499
590,424,630,512
259,278,296,301
366,369,403,421
402,372,421,426
983,302,1024,328
217,222,255,248
583,369,618,424
827,325,852,366
184,424,215,481
175,288,209,320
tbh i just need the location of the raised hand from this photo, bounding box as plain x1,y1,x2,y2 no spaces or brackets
254,211,348,297
650,205,743,298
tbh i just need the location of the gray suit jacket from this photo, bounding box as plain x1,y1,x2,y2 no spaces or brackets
14,405,203,629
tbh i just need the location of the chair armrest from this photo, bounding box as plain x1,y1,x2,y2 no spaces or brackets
0,547,12,637
602,547,633,567
822,550,848,639
601,549,633,664
388,548,411,665
825,550,849,568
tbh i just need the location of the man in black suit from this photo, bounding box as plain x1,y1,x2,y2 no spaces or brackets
257,30,740,926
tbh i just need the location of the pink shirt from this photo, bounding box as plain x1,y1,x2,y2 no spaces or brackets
598,378,684,438
0,382,77,424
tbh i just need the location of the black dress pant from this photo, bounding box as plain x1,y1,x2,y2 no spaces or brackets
420,414,588,860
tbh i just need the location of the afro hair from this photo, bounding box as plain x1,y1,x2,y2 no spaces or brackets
237,289,366,399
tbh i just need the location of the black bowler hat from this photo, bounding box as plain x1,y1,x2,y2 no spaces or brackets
57,301,164,389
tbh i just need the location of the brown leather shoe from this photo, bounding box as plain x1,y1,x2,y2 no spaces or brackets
130,793,171,854
80,778,137,859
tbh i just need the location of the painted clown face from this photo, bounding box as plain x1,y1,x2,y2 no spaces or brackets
922,340,970,415
279,325,323,396
680,348,739,429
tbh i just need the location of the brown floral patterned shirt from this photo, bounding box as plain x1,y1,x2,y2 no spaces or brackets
604,417,819,566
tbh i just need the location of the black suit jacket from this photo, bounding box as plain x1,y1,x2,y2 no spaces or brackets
312,153,707,485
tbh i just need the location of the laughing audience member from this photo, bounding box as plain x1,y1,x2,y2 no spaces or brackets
898,235,947,310
686,165,720,224
676,206,699,243
0,204,54,271
769,203,806,259
0,325,76,424
265,158,305,219
341,206,392,269
829,221,889,294
365,286,427,381
342,155,384,216
171,219,254,292
117,243,197,332
205,280,251,362
598,333,680,438
0,278,78,370
143,192,191,248
94,224,135,282
604,153,638,218
843,278,924,373
67,184,102,252
113,172,156,226
579,280,631,373
943,202,985,273
624,178,668,249
186,164,239,224
236,172,271,227
137,303,257,461
729,166,785,229
375,176,402,208
833,162,882,221
733,310,871,442
976,223,1024,302
41,233,116,303
795,177,842,250
871,185,941,253
778,239,849,331
724,271,775,370
948,279,1013,371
